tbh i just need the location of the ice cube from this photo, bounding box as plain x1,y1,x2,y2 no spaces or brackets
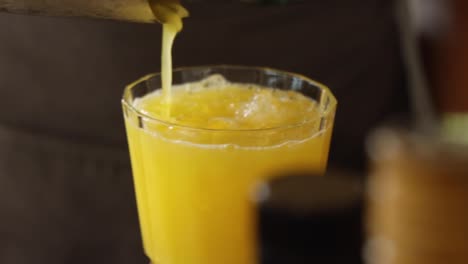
234,89,283,128
198,74,229,89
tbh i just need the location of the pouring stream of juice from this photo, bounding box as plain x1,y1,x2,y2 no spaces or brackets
149,0,189,116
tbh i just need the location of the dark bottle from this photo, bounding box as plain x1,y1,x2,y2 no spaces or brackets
255,173,364,264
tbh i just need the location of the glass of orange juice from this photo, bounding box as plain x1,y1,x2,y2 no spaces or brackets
122,65,337,264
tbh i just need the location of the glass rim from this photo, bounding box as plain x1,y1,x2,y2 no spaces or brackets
122,65,337,133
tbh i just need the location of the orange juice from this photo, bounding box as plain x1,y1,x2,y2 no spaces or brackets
123,69,336,264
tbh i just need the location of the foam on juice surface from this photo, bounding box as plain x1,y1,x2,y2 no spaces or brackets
134,74,319,130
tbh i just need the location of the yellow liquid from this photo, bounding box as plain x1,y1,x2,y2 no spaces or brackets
149,0,188,103
124,77,334,264
161,23,177,116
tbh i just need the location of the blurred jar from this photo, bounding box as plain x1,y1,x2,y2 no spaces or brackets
255,172,364,264
366,128,468,264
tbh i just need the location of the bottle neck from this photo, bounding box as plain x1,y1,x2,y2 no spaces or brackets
0,0,156,23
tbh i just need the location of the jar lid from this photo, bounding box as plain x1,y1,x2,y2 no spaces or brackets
255,172,364,264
